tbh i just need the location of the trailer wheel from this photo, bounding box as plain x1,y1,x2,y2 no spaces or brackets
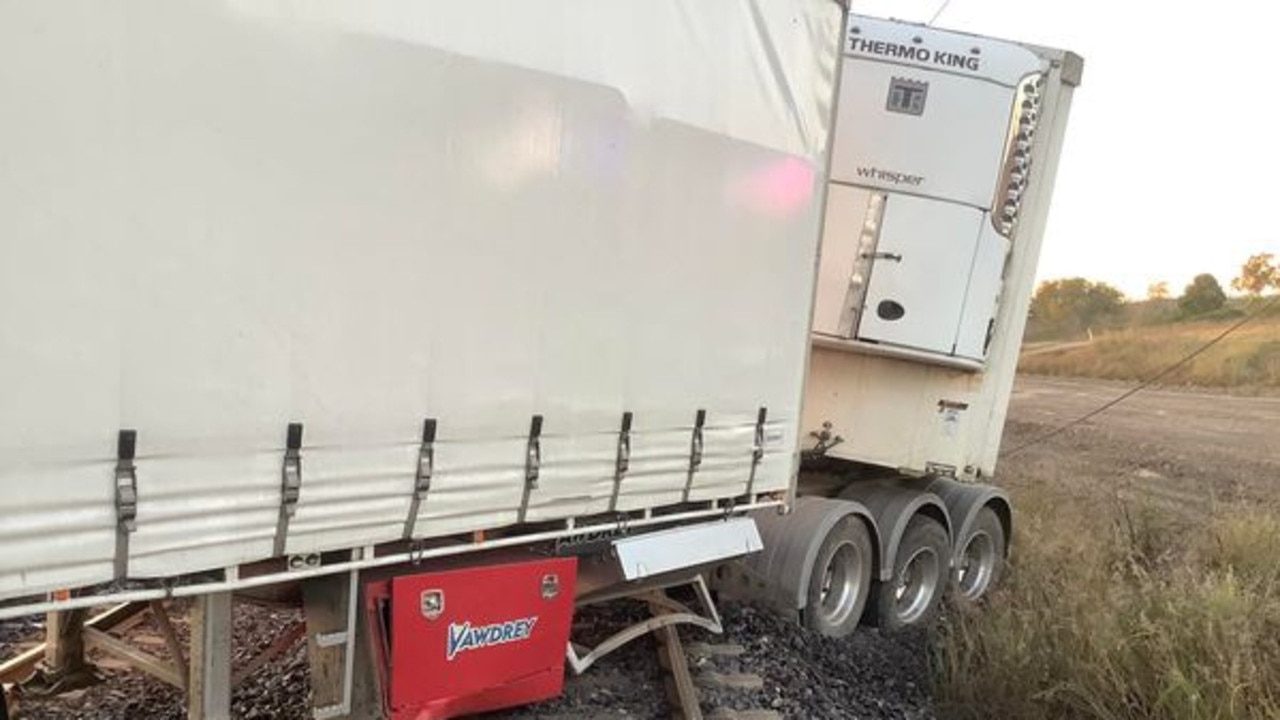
954,506,1005,603
869,514,948,631
801,516,873,638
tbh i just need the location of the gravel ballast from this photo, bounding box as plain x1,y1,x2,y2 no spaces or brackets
488,601,935,720
4,600,934,719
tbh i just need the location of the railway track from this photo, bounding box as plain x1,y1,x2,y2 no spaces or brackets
1,599,310,720
668,641,781,720
5,595,935,719
652,619,779,720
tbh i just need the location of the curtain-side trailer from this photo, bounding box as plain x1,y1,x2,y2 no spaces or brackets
0,3,1079,718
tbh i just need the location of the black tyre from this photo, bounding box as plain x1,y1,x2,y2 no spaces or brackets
801,515,874,638
868,514,949,632
953,506,1006,603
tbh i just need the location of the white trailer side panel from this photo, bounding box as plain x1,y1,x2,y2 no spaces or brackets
0,0,842,599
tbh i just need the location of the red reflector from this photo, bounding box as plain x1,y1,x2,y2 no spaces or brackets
367,557,577,720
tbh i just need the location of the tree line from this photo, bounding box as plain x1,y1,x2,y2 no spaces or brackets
1027,252,1278,341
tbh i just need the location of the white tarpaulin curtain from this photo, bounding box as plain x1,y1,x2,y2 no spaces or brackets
0,0,842,599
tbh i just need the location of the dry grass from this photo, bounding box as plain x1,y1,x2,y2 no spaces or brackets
1018,316,1280,389
934,482,1280,720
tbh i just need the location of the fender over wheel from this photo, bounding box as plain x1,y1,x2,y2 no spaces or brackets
801,516,874,638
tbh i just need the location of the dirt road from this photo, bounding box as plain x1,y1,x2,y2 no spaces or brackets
1002,375,1280,514
1010,375,1280,463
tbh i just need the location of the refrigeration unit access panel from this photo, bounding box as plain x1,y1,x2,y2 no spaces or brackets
813,16,1047,368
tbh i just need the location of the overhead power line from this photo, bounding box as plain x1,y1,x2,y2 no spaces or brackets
1005,293,1280,456
928,0,955,26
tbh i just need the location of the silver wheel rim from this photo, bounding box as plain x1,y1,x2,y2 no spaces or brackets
956,530,996,600
817,540,863,627
892,546,940,624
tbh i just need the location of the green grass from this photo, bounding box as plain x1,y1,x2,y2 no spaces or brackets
1019,315,1280,389
933,485,1280,720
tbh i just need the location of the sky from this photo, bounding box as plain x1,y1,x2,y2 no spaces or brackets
852,0,1279,299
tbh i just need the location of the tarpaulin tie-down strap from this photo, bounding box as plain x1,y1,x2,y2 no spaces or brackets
403,418,437,540
273,423,304,558
114,429,139,580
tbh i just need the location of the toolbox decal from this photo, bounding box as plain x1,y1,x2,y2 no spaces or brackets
446,616,539,661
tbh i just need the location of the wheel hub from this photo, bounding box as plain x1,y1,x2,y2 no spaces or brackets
817,541,864,627
892,546,939,624
956,530,996,600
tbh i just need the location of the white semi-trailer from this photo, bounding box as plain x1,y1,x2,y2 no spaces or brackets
0,3,1079,718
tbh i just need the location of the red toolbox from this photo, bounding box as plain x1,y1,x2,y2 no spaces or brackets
364,557,577,720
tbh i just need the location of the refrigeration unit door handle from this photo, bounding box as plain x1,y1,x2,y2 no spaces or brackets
861,251,903,262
